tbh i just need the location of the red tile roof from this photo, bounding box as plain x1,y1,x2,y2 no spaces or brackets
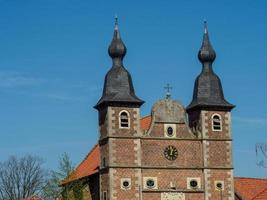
61,144,100,185
140,115,151,130
235,177,267,200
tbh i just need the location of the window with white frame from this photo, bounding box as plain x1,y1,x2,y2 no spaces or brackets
121,178,131,190
164,124,176,138
187,177,201,190
143,177,158,189
212,114,222,131
215,181,224,191
103,191,107,200
119,111,130,128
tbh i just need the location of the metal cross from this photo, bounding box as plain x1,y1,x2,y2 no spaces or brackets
164,83,172,99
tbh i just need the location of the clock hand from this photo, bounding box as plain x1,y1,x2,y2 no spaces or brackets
170,147,173,155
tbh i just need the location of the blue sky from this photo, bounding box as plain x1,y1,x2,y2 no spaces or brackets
0,0,267,178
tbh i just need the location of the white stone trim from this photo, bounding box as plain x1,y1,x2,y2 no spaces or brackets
143,177,158,189
134,139,141,166
164,124,176,138
119,110,130,129
204,169,211,200
187,177,201,189
120,178,131,190
133,108,141,136
214,180,224,191
211,113,222,132
109,107,116,136
109,168,117,200
228,170,235,200
103,191,107,200
201,111,208,138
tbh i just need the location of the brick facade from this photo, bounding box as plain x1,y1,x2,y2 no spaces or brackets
97,98,234,200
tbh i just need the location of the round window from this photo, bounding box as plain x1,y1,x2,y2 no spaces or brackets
190,180,198,189
146,179,155,188
122,180,130,188
167,127,174,136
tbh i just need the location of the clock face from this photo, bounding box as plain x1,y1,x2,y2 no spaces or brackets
164,145,178,160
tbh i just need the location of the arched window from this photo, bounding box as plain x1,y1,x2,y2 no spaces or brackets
119,111,129,128
212,114,222,131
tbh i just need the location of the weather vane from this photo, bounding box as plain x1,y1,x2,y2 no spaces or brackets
164,83,172,99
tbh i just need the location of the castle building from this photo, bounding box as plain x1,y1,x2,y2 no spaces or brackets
61,19,242,200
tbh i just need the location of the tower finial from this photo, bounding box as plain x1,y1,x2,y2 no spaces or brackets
108,15,127,64
164,83,172,99
115,15,118,28
198,21,216,64
204,20,208,34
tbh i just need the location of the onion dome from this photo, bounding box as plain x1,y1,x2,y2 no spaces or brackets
187,22,234,111
94,17,144,110
108,17,127,62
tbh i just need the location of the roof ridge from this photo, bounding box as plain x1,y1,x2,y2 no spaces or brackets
141,115,151,120
235,177,267,180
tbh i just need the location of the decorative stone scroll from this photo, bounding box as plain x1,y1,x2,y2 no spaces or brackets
161,192,185,200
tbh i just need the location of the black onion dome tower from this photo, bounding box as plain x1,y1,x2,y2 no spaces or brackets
187,22,234,111
94,17,144,110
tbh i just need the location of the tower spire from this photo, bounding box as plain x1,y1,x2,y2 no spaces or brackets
187,22,234,111
204,20,208,34
108,16,127,67
198,21,216,64
94,18,144,110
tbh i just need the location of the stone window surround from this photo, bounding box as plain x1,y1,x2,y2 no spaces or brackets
102,191,107,200
215,180,225,191
211,113,222,132
120,178,131,190
143,177,158,189
187,177,201,189
119,110,130,129
164,124,176,138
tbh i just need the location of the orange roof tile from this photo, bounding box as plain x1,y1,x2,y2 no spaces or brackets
140,115,151,130
254,188,267,200
234,177,267,200
61,144,100,185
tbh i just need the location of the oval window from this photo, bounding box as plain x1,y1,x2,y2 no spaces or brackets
167,127,174,136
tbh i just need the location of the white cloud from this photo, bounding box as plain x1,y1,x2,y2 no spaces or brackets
233,116,267,126
0,71,43,88
42,92,85,101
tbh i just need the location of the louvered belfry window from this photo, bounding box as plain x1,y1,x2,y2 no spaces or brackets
212,114,222,131
120,111,129,128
